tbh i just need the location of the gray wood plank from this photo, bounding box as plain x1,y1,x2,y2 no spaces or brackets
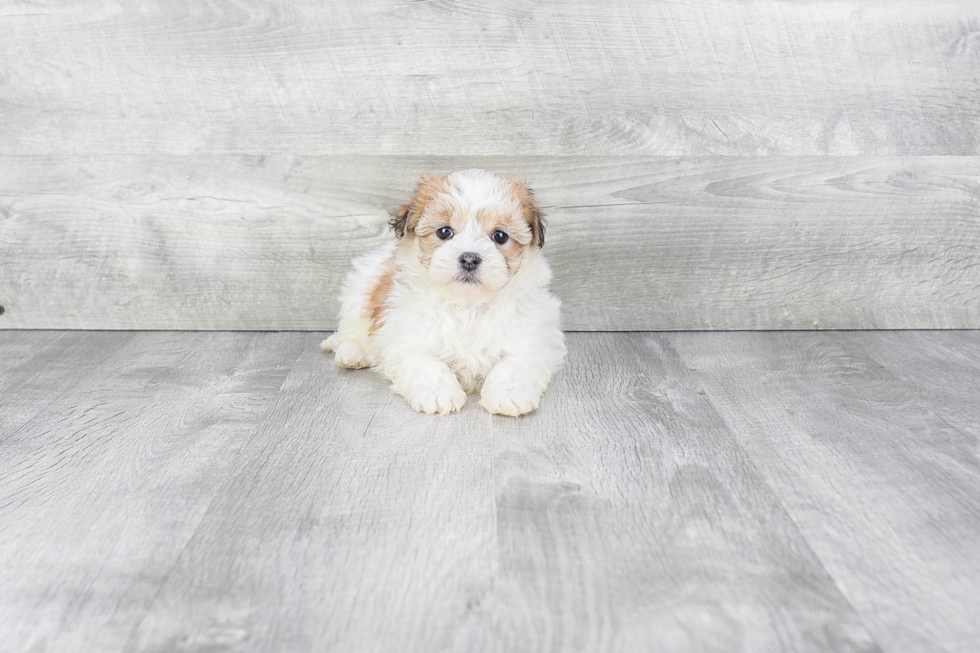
1,1,977,156
0,331,306,653
838,331,980,438
0,332,138,423
125,336,500,653
128,333,879,653
0,330,76,396
2,155,978,331
669,331,980,653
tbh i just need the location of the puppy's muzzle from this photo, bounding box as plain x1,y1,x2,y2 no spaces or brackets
459,252,481,272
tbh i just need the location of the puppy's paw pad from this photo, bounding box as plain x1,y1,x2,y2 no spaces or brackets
321,334,341,352
334,342,369,369
410,384,467,415
480,385,540,417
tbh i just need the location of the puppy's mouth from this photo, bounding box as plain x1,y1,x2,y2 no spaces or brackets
454,270,481,285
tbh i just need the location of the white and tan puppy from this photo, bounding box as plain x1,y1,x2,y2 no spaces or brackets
322,169,566,416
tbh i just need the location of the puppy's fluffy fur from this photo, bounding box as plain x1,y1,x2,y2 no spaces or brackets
322,169,566,416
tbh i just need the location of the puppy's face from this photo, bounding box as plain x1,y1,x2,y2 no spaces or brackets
390,169,545,301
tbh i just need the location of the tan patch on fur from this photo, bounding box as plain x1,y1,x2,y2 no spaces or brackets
507,178,546,248
500,236,526,274
475,206,532,274
364,254,397,334
413,193,461,267
392,173,451,238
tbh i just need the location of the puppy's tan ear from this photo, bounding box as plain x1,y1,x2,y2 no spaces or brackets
511,178,546,248
389,173,445,238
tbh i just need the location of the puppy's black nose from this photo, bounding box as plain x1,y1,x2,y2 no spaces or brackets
459,252,482,271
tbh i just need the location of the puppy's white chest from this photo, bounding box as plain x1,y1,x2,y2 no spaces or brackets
440,304,504,391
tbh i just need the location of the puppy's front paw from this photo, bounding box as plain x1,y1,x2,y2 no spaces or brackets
334,342,370,369
480,378,541,417
410,382,467,415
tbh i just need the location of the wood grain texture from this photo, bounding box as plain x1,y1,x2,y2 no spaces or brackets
2,155,978,330
484,333,879,652
127,333,878,653
1,1,978,156
837,331,980,438
124,337,500,653
0,331,307,653
5,331,979,652
669,331,980,653
2,1,978,330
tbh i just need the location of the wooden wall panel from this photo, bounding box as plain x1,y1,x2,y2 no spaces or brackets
1,1,978,157
1,1,978,329
2,155,977,330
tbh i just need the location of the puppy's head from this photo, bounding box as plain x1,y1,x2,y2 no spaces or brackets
390,169,545,301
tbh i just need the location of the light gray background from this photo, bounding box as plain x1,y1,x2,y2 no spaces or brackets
1,0,978,329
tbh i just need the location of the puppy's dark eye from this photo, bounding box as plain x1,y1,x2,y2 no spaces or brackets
436,226,454,240
491,230,509,245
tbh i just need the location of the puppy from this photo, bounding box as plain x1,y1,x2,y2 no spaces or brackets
322,169,566,416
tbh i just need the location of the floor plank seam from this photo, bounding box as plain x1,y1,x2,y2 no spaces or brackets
118,334,311,651
670,342,891,653
704,399,891,653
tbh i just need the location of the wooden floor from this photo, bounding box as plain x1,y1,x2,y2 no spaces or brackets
1,331,978,653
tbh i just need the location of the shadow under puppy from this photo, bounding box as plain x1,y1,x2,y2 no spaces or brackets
323,169,566,416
